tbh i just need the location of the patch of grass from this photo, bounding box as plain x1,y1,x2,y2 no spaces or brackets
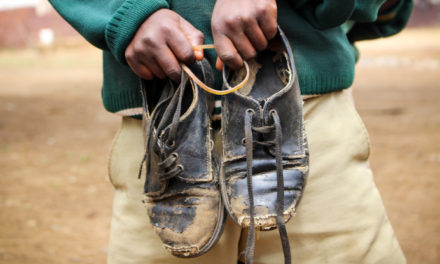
79,154,90,163
1,144,8,152
51,182,60,189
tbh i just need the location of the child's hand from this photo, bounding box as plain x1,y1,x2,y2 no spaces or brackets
125,9,204,82
211,0,277,70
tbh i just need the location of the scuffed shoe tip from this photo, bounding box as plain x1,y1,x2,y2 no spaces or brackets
164,244,200,257
234,195,300,229
144,185,225,258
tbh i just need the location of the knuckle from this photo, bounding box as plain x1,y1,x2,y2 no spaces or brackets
125,49,134,61
160,24,173,35
141,35,157,48
255,2,267,15
165,67,180,78
132,43,144,54
255,6,266,17
211,20,223,33
225,15,240,28
194,31,204,42
243,50,257,60
220,52,238,64
241,14,253,26
256,1,277,15
211,18,219,30
180,49,195,63
269,2,278,13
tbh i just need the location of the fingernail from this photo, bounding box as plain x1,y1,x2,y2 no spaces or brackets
194,50,204,61
216,57,223,71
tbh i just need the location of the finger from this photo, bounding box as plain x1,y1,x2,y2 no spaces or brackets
216,57,224,71
257,7,278,40
146,57,167,79
226,30,257,60
132,47,167,79
155,47,182,82
127,59,154,80
244,20,268,52
194,48,204,61
166,28,197,65
179,18,205,47
179,18,205,61
214,35,243,69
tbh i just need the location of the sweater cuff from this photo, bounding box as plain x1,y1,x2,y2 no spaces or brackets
105,0,169,64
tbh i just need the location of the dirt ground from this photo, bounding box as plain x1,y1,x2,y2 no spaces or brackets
0,28,439,264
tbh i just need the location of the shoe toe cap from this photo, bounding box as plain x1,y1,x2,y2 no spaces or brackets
145,189,223,257
226,167,306,229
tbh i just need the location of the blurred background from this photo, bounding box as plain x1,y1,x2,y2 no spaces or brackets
0,0,439,263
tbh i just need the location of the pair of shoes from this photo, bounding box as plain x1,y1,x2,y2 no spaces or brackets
139,27,308,262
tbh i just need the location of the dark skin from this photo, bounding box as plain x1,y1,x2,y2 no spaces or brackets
125,9,205,82
211,0,277,71
125,0,277,82
126,0,397,82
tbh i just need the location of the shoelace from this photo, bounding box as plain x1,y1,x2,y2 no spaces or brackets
138,74,189,185
244,109,291,264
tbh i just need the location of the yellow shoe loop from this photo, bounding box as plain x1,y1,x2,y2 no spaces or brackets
180,44,250,96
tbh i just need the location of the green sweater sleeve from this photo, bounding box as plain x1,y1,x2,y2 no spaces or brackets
291,0,385,30
347,0,413,42
49,0,169,64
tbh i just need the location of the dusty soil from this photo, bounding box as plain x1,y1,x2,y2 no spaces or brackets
0,28,439,264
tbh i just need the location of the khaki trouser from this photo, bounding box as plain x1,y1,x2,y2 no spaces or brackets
107,90,406,264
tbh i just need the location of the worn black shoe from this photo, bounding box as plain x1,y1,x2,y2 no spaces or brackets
139,59,225,257
220,27,309,263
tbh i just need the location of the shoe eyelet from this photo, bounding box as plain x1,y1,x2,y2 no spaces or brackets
168,140,176,148
171,152,179,160
246,108,255,115
269,109,277,116
241,138,246,145
177,164,184,173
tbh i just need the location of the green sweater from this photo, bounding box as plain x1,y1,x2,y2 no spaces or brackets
49,0,413,116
